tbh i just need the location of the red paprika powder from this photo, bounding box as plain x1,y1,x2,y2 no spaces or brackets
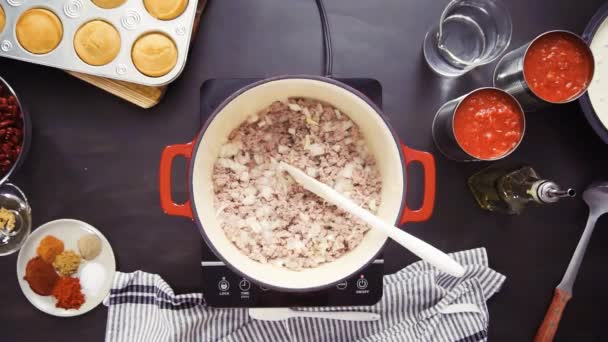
52,277,85,310
24,256,59,296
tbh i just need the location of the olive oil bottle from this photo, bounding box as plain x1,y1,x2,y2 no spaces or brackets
468,165,575,214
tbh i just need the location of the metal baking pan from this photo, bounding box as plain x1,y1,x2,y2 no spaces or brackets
0,0,197,86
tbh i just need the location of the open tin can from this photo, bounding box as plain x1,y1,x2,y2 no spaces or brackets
432,87,526,161
493,30,595,111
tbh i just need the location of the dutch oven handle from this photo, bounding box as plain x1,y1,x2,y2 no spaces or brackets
159,141,194,219
399,143,436,225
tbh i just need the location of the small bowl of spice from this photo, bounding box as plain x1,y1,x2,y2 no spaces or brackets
17,219,115,317
0,183,31,256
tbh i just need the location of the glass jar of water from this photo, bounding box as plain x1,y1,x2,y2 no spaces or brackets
423,0,512,77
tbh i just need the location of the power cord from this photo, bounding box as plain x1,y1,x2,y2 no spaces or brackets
314,0,333,77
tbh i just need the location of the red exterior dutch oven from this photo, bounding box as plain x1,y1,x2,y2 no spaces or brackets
160,76,435,292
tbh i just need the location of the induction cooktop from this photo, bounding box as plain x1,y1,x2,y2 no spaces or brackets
198,77,384,308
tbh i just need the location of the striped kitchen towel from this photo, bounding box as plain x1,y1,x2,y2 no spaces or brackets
104,248,505,342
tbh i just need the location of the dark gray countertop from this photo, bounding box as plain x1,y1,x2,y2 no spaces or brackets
2,0,608,340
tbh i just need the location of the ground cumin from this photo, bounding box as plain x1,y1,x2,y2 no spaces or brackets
52,250,82,276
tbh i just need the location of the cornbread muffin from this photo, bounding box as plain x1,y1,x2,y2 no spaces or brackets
91,0,127,9
16,8,63,54
0,6,5,34
144,0,188,20
131,33,177,77
74,20,121,66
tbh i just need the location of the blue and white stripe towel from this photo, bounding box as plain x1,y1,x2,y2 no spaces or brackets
104,248,505,342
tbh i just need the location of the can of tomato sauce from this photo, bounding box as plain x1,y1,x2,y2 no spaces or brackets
432,87,526,161
494,30,595,111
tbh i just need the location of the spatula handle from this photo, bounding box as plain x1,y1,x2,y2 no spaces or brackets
534,288,572,342
294,311,381,321
387,226,465,277
279,161,464,278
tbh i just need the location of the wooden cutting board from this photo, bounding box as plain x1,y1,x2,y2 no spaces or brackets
67,0,207,109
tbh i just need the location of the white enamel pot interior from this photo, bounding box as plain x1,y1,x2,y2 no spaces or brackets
160,76,436,292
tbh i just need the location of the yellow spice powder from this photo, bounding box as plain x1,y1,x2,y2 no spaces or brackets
52,250,82,276
0,207,15,232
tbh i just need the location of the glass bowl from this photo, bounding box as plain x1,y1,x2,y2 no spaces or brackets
0,183,31,256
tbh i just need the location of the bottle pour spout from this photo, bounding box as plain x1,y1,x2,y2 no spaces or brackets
549,188,577,198
537,181,576,203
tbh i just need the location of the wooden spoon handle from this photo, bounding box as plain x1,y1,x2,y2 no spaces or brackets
534,288,572,342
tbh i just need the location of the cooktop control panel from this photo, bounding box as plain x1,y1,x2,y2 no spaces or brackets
201,257,384,308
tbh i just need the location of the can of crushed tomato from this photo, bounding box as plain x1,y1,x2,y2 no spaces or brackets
494,30,595,111
432,87,526,162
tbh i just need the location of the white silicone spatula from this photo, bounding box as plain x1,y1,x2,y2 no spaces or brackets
279,162,465,277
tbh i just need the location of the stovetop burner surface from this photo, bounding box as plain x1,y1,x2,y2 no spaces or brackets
199,77,384,308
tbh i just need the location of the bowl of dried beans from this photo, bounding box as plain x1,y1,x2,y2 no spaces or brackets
0,76,30,183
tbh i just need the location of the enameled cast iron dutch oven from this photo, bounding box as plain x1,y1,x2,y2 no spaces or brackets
159,76,436,292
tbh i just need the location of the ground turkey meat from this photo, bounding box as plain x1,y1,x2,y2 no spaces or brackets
213,98,382,271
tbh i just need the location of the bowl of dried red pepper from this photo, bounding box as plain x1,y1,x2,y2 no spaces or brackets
0,76,31,185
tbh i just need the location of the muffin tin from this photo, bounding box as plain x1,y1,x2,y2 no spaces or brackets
0,0,198,86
